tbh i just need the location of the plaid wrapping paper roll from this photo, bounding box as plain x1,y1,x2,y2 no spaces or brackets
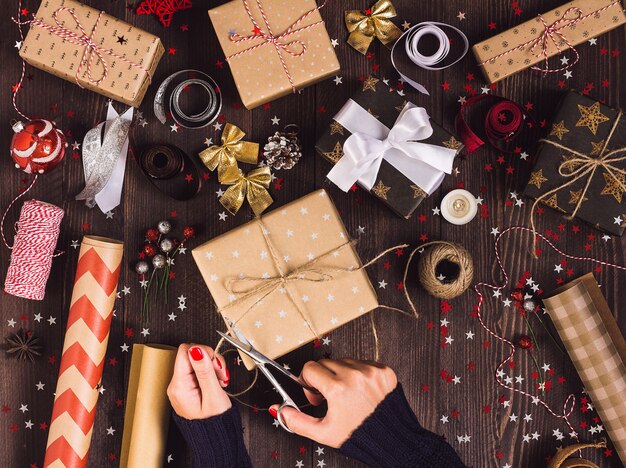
44,236,123,468
544,273,626,466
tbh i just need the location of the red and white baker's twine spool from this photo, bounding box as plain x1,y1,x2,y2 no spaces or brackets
474,226,626,439
227,0,328,92
2,178,64,301
477,1,621,74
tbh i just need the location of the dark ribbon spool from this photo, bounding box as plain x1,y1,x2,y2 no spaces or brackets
138,145,201,201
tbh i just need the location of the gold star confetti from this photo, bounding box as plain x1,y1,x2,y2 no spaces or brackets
549,120,569,140
372,179,391,200
528,169,548,188
362,75,379,92
323,142,344,163
568,189,588,205
330,121,344,135
600,171,626,203
442,136,463,150
590,140,605,156
576,101,609,135
410,185,426,199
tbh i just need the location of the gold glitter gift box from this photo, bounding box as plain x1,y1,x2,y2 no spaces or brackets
208,0,340,110
192,190,379,369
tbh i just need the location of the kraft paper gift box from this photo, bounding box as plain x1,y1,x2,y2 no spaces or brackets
315,75,463,219
473,0,626,84
208,0,340,109
19,0,164,107
192,189,378,369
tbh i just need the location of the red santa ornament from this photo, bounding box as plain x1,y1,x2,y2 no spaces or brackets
10,119,67,174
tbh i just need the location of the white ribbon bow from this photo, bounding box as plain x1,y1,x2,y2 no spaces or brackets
327,99,457,193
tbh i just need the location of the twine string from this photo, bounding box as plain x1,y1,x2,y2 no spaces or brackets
414,241,474,300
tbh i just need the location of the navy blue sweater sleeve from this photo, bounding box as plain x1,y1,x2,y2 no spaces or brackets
339,384,465,468
172,404,252,468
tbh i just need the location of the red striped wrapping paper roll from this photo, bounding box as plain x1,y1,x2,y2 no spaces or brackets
44,236,123,468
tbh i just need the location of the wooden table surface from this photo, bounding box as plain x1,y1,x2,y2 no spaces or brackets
1,0,625,467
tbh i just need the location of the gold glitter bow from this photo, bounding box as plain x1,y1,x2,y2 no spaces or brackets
345,0,402,55
220,167,273,216
199,123,259,183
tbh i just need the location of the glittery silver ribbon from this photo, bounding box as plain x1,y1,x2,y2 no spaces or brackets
75,102,133,212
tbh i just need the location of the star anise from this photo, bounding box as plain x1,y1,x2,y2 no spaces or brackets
5,329,42,362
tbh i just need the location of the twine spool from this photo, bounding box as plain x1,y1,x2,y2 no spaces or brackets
3,199,64,300
417,241,473,299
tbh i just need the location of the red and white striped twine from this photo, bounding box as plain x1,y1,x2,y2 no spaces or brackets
2,179,64,301
473,226,626,439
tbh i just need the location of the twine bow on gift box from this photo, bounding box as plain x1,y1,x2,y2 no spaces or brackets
199,123,259,183
326,99,457,194
16,7,152,87
226,0,327,92
345,0,402,55
219,167,273,216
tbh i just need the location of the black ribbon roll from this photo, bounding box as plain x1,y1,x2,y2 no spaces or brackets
138,145,201,201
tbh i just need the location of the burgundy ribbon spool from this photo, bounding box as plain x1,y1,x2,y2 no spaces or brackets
138,145,201,201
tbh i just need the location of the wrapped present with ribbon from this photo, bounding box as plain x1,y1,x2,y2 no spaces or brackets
315,76,463,219
472,0,626,84
208,0,340,109
18,0,164,107
192,189,379,370
524,91,626,236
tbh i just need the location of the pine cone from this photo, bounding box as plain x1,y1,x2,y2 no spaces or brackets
263,131,302,170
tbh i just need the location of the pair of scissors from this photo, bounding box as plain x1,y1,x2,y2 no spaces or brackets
217,319,319,432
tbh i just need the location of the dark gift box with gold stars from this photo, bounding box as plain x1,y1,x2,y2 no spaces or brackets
524,91,626,236
315,75,463,219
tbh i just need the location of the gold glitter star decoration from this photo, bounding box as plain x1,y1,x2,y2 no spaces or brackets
568,189,588,205
528,169,548,188
372,179,391,200
395,100,408,112
323,142,344,163
600,171,626,204
542,194,565,212
549,121,569,140
442,136,463,150
560,154,582,173
410,185,426,199
329,121,344,135
590,140,605,156
576,101,610,135
362,75,379,92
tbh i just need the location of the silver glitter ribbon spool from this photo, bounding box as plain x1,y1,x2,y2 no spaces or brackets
154,70,222,129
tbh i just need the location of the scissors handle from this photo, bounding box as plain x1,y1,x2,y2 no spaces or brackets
277,401,300,433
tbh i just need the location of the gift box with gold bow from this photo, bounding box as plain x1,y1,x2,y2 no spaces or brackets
192,189,379,370
524,91,626,236
315,75,463,218
472,0,626,84
19,0,164,107
208,0,340,110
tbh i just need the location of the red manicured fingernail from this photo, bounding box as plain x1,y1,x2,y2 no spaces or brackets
224,379,230,386
225,368,231,379
189,347,204,361
215,357,223,369
269,407,277,418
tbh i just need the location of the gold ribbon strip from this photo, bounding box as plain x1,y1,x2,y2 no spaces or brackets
547,441,606,468
530,111,626,256
219,167,273,216
198,123,259,183
345,0,402,55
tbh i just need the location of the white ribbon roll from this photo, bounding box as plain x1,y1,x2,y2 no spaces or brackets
391,22,469,95
326,99,457,194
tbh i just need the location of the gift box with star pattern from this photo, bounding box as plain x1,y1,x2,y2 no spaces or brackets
524,91,626,236
192,189,379,369
315,75,464,219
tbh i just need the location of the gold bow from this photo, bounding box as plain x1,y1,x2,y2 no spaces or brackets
345,0,402,55
220,167,273,216
199,123,259,183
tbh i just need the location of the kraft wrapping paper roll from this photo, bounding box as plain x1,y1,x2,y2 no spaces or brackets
44,236,123,468
120,344,177,468
544,273,626,466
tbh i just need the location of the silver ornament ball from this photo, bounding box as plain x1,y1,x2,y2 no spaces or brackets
522,299,537,313
157,220,172,235
152,254,166,269
160,238,174,253
135,260,149,275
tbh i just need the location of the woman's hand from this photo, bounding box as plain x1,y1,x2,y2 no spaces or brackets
167,344,231,420
270,358,397,448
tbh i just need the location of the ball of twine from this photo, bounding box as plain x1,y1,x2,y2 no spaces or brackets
417,241,473,300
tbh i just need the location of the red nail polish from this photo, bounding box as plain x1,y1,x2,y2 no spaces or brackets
269,407,277,418
224,379,230,386
225,368,231,379
189,347,204,361
215,358,223,369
